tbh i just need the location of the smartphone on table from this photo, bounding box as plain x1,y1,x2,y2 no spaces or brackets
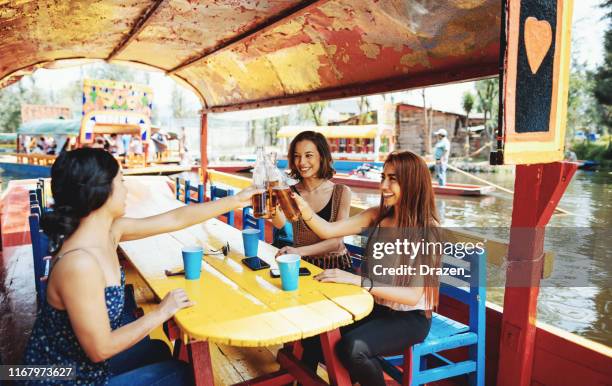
270,267,311,278
241,256,270,271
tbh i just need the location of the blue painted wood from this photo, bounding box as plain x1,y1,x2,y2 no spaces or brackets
210,185,235,226
272,222,293,248
378,249,486,385
28,212,49,307
175,178,205,205
242,207,265,241
416,361,477,384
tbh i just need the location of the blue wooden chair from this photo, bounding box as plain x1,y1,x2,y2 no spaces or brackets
346,243,486,386
28,209,50,307
242,207,265,241
210,185,235,226
272,222,293,248
175,178,205,205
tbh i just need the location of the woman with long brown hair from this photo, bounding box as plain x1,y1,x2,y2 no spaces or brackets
292,150,441,386
272,130,352,270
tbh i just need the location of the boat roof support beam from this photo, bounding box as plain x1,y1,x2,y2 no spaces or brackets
202,63,498,113
106,0,167,61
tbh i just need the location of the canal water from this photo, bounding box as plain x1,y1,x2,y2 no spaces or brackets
352,169,611,347
1,167,610,347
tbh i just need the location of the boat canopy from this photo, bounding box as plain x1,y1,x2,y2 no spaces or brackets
17,119,81,136
0,1,499,112
278,125,392,139
0,133,17,143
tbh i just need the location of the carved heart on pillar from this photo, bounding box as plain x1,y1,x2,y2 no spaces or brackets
524,16,553,74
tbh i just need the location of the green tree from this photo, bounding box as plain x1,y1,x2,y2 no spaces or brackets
171,84,193,119
462,91,475,128
474,78,498,136
593,0,612,131
298,102,328,125
567,59,600,138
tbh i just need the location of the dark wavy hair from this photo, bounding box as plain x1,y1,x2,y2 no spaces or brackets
41,148,119,254
287,131,335,180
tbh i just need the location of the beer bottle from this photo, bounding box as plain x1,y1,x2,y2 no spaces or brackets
251,147,269,218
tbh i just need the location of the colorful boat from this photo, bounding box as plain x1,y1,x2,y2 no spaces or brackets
0,1,610,386
332,172,495,196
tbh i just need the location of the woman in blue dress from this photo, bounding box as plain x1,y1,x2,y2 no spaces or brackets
23,148,258,385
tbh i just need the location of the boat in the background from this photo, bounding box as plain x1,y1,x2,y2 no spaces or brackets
330,163,496,196
332,172,495,196
577,160,599,170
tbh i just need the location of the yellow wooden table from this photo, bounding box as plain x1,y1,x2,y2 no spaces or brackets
119,177,374,386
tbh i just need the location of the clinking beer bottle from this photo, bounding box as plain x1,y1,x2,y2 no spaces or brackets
265,154,281,217
251,147,270,218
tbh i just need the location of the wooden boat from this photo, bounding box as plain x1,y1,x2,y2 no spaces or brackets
332,172,495,196
207,162,252,173
577,160,599,170
1,1,610,386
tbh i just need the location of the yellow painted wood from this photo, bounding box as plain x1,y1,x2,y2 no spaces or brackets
168,223,361,338
120,178,373,347
207,169,252,189
120,233,304,346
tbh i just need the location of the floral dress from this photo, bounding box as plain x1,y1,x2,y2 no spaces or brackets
23,258,126,386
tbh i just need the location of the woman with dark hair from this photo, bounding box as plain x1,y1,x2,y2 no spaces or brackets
272,130,352,271
291,151,441,386
23,148,258,385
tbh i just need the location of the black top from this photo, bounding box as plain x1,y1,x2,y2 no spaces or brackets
291,185,333,221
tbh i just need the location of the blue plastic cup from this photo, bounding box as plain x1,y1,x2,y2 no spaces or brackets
276,254,301,291
182,246,203,280
242,229,260,257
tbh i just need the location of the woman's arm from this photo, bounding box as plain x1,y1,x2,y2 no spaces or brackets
271,203,287,229
56,253,192,362
314,269,425,306
279,185,353,256
113,187,259,242
292,191,377,239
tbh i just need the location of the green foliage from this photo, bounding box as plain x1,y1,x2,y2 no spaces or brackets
298,102,328,125
567,60,601,137
461,91,475,117
171,83,194,119
571,140,612,161
593,0,612,129
474,78,498,131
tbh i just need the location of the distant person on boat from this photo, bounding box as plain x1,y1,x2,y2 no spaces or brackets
272,130,353,271
129,134,143,155
433,128,450,186
32,136,47,154
151,128,168,161
290,150,440,386
23,147,260,385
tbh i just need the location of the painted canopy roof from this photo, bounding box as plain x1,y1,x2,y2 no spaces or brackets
0,0,500,112
17,119,81,136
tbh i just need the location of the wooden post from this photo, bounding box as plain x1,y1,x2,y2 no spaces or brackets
496,161,577,386
200,112,208,189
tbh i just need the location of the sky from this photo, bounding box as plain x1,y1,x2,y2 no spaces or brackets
26,0,608,122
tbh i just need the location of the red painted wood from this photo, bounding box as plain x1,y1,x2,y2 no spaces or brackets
319,329,352,386
496,162,577,386
0,183,33,248
403,347,412,386
200,113,209,186
275,348,327,386
188,340,215,386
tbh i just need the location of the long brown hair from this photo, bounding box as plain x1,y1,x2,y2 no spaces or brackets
375,151,441,309
287,131,335,180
